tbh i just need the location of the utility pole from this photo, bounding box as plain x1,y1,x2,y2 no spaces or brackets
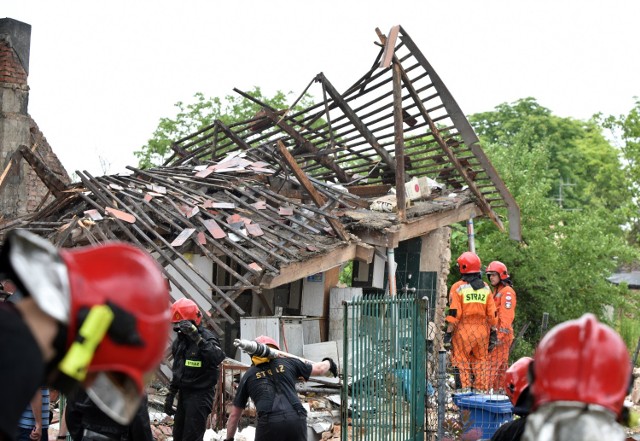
553,178,576,209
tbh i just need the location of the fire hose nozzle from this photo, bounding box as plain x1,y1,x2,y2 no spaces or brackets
234,338,274,358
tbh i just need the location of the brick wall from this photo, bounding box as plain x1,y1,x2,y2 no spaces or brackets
0,36,27,86
0,20,71,221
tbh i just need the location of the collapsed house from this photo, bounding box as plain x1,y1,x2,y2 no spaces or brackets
0,20,521,436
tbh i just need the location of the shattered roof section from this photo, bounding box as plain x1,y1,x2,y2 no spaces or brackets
3,157,363,333
165,26,520,241
1,26,521,332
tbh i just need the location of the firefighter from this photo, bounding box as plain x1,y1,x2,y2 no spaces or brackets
225,335,337,441
0,229,170,441
490,357,533,441
485,261,516,391
523,313,631,441
445,251,498,391
164,298,226,441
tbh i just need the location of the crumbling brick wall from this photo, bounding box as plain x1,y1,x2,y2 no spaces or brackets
0,20,70,221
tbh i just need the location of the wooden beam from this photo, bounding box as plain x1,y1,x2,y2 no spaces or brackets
316,73,397,171
263,108,351,183
260,243,371,289
349,203,483,248
396,203,483,243
18,145,67,197
275,140,349,241
392,61,406,222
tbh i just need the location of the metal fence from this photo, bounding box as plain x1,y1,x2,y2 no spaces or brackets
341,294,428,441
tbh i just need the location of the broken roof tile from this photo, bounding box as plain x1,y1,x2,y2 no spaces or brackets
279,207,294,216
84,209,103,221
104,207,136,223
202,219,226,239
187,206,200,218
210,202,235,209
171,228,195,246
195,168,214,178
246,223,264,237
226,213,243,224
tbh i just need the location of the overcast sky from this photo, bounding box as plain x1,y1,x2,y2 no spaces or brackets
4,1,639,176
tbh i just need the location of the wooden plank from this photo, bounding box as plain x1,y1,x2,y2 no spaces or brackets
345,184,392,198
261,243,361,289
379,25,400,68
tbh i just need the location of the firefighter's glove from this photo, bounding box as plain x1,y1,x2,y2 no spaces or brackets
323,357,338,377
443,332,452,350
488,329,498,353
164,394,176,416
177,320,202,344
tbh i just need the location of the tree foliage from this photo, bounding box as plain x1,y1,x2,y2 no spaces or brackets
134,87,308,168
598,97,640,244
454,98,638,352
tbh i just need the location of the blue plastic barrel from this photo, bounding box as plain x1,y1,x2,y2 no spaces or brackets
452,393,512,440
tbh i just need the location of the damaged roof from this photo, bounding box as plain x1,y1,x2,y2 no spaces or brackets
0,25,520,333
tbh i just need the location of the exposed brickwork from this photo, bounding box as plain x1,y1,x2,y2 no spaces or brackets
0,26,70,221
22,121,71,214
0,36,27,86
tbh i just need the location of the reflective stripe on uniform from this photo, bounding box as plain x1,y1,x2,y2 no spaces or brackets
459,286,491,304
185,359,202,367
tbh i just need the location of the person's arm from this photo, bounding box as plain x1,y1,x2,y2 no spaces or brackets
29,389,43,441
225,405,243,440
199,333,226,366
56,405,68,440
310,359,334,376
497,287,516,334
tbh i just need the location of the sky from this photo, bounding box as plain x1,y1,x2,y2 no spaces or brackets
3,0,639,177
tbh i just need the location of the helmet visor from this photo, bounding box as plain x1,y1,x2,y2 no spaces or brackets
86,372,142,425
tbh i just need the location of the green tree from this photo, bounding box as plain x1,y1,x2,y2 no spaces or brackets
598,97,640,244
135,87,306,168
453,98,638,353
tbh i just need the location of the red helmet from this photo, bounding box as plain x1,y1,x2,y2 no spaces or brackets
0,229,170,425
170,298,202,325
457,251,481,274
531,313,631,416
505,357,533,406
255,335,280,350
486,261,509,280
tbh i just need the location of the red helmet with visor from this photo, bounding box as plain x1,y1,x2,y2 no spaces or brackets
531,313,631,416
0,229,170,425
170,298,202,325
505,356,533,406
486,261,509,280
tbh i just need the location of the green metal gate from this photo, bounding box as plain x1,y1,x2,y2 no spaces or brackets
341,294,427,441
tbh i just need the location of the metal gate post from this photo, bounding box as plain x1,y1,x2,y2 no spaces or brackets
437,350,447,440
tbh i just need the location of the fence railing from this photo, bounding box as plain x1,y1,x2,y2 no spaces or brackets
341,294,427,441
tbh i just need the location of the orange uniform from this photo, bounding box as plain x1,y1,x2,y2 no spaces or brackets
487,283,516,390
446,279,498,390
